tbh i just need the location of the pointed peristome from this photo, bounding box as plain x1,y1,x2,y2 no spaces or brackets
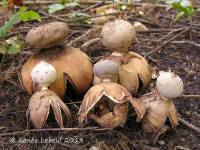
93,59,119,83
31,61,57,90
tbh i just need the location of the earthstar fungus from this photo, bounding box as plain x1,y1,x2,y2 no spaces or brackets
136,71,183,143
21,22,93,98
27,61,72,128
78,60,144,128
22,22,93,128
99,19,151,94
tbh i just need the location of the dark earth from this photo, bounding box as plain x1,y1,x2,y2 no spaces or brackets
0,0,200,150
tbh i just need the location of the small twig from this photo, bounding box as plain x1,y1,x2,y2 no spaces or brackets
178,118,200,134
0,111,24,117
66,101,82,105
172,41,200,48
6,30,29,37
175,146,190,150
78,0,105,13
38,10,66,22
138,28,184,33
68,23,93,28
66,98,79,110
145,27,191,57
81,38,101,50
148,56,158,63
67,12,124,23
158,28,184,42
66,29,93,46
67,27,101,46
134,18,160,27
0,127,111,136
179,95,200,98
4,1,172,8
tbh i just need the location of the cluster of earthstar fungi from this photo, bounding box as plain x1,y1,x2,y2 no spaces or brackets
21,19,184,143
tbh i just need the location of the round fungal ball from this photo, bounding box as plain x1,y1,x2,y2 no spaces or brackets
31,61,57,88
93,60,119,79
26,22,69,49
101,19,136,52
156,71,183,98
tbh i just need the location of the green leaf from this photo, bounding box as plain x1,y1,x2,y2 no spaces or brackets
2,0,8,7
68,12,90,20
0,44,7,54
19,10,41,22
185,6,196,16
48,1,79,14
0,7,41,38
6,45,21,54
175,11,185,21
0,13,20,38
48,3,66,14
59,0,68,5
68,12,91,24
65,1,79,7
18,7,41,22
171,1,196,20
0,36,24,55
